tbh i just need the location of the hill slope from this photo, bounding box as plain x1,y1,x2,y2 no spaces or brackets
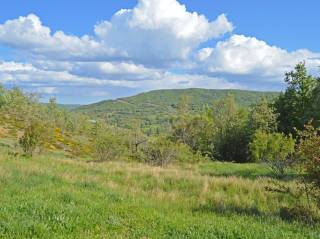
75,89,279,132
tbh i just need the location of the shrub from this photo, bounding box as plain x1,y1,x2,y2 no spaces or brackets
93,134,123,161
249,131,295,177
296,123,320,208
141,136,203,166
141,136,176,166
280,205,319,224
19,119,47,157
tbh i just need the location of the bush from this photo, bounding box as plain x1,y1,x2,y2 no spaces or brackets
19,119,47,157
171,114,216,159
249,131,295,177
93,134,123,161
296,123,320,208
142,136,177,166
141,136,203,166
280,205,319,224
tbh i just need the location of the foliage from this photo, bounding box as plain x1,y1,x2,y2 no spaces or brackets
248,97,278,134
0,86,99,158
93,133,123,162
0,85,8,109
171,95,280,163
140,135,200,166
171,95,254,163
127,120,147,159
295,123,320,208
311,83,320,125
249,131,295,176
170,97,216,158
280,205,319,224
19,119,48,156
275,62,319,135
209,96,250,162
141,136,177,166
76,89,278,133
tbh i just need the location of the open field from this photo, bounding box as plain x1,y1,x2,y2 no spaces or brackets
0,1,319,238
0,153,319,238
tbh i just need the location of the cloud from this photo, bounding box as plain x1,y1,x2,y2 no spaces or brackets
0,60,238,98
0,61,34,72
95,0,233,64
0,1,233,65
0,0,319,103
70,62,163,81
0,14,124,61
0,61,106,86
136,72,241,90
34,86,58,94
198,35,320,81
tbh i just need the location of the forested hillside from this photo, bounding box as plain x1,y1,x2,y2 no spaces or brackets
75,89,279,132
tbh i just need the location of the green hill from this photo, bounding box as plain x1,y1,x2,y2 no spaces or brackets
75,88,279,132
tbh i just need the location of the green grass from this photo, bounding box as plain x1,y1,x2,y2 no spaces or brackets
198,161,273,179
0,153,319,238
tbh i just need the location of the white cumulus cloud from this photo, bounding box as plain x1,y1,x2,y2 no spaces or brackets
198,35,320,81
94,0,233,64
0,14,123,61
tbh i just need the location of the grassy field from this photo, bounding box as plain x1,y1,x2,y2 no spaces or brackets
0,153,319,238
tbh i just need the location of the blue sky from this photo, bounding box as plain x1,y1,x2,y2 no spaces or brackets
0,0,319,104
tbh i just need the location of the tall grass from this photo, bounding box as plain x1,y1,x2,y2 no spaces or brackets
0,153,319,238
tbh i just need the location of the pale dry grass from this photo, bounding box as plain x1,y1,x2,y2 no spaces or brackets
0,166,11,182
0,154,300,214
0,126,8,138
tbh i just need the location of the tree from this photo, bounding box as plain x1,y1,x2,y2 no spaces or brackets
91,121,125,161
210,96,250,162
128,120,147,159
275,62,318,135
19,119,47,156
295,123,320,208
0,85,8,108
171,95,192,145
249,98,278,134
249,131,295,177
171,95,253,162
311,82,320,127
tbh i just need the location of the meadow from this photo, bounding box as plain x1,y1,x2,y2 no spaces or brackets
0,152,319,238
0,63,320,238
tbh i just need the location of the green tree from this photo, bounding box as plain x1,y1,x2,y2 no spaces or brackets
210,96,250,162
249,131,295,177
296,123,320,208
311,82,320,127
249,98,278,134
275,62,318,135
0,85,8,108
19,119,48,157
171,95,192,145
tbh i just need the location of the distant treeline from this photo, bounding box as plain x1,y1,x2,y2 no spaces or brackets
75,88,279,134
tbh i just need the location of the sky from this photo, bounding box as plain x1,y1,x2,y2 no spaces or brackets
0,0,319,104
